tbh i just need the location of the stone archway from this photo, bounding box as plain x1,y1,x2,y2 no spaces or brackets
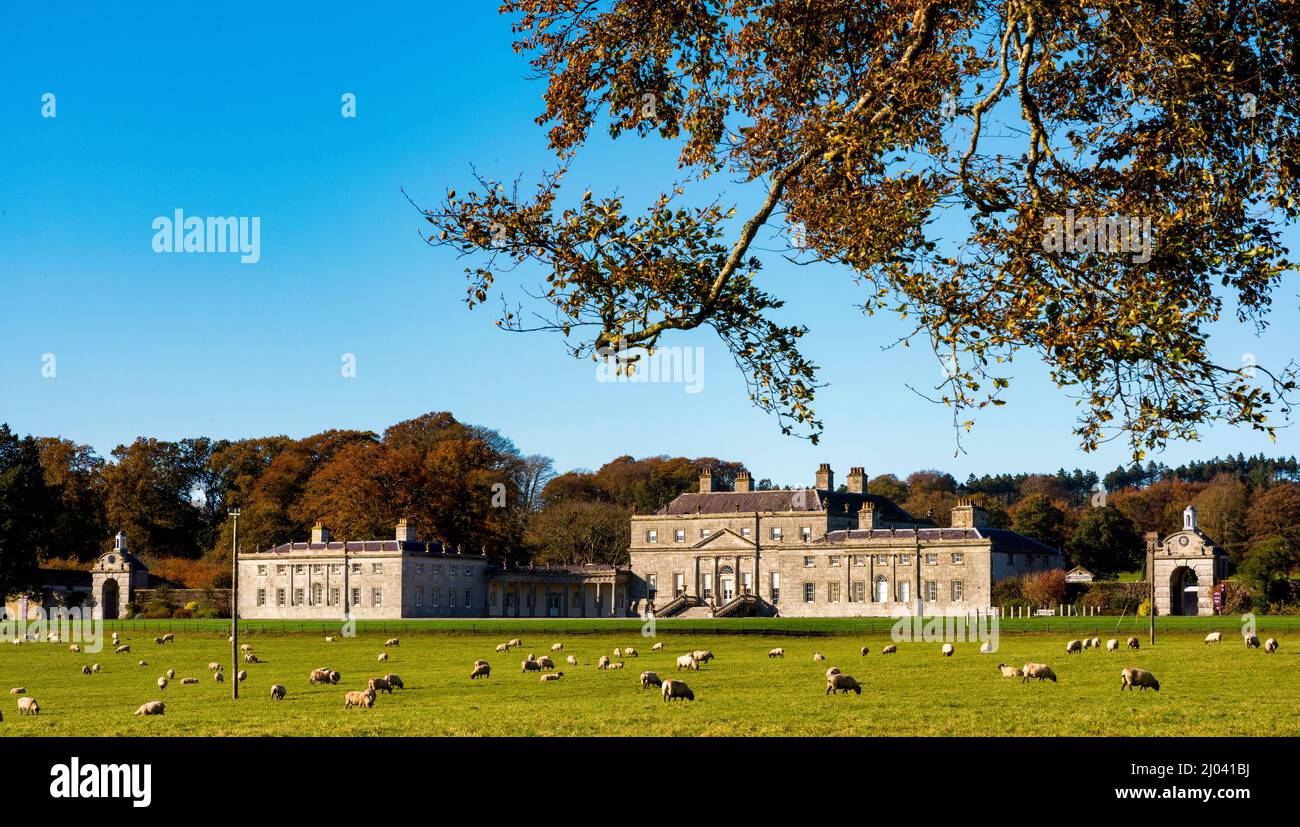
1169,566,1199,616
101,578,120,620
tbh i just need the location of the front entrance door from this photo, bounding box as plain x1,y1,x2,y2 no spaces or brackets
721,578,735,601
548,593,561,617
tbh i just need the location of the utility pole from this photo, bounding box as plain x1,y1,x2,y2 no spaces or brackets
230,508,240,699
1148,544,1156,647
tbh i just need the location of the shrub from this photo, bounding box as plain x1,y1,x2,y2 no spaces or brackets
172,607,193,619
991,577,1024,606
184,601,200,613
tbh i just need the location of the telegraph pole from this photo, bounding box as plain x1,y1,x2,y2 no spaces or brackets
230,508,240,699
1148,545,1156,647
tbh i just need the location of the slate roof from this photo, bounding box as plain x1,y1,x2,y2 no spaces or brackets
258,539,477,556
657,489,916,524
816,526,1064,556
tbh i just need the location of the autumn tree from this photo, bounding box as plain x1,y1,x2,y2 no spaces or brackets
1245,481,1300,553
1068,504,1142,574
420,0,1300,456
35,437,107,562
1011,493,1067,549
1022,568,1067,608
528,499,630,566
1191,473,1250,562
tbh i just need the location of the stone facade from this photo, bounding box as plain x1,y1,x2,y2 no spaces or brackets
1147,506,1228,617
89,533,149,620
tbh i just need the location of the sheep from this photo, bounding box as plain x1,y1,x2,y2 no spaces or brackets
384,674,404,690
691,650,715,663
979,641,994,655
508,638,523,648
1083,638,1094,650
825,666,841,679
651,642,663,651
826,674,862,695
368,677,392,695
208,662,223,672
92,663,101,673
609,662,625,670
270,684,286,700
115,644,131,655
998,664,1022,678
1127,637,1140,650
1091,637,1102,649
551,643,564,652
9,687,26,694
1264,638,1279,654
69,644,81,653
614,648,622,658
137,660,147,667
324,636,334,643
1204,632,1222,644
157,677,168,691
244,654,260,664
345,688,376,708
385,638,400,647
676,655,698,671
181,677,199,685
537,656,556,670
812,652,826,662
134,701,165,716
1065,639,1083,655
240,644,253,653
17,697,40,715
496,643,510,653
769,647,786,658
154,637,164,645
1244,633,1261,649
566,655,578,666
470,663,491,680
941,643,955,657
310,668,332,684
640,671,662,689
598,655,611,670
377,652,389,662
1021,663,1057,683
214,671,225,683
1120,667,1160,691
861,646,872,656
161,633,174,643
328,670,341,685
540,672,564,682
165,669,175,680
882,644,897,655
522,659,542,673
237,670,247,682
624,647,638,657
1106,639,1119,652
662,679,694,701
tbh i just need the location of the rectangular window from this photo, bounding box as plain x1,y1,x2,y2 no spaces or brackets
330,564,341,574
740,527,751,538
449,588,457,608
674,529,685,543
256,589,266,607
899,554,911,566
276,565,287,575
276,588,285,607
415,563,424,575
851,581,865,603
876,554,888,565
257,565,267,576
351,588,361,606
770,526,783,540
803,582,815,603
702,573,713,599
433,564,442,575
852,555,865,567
828,582,842,603
465,590,472,609
449,565,457,577
372,588,382,606
329,587,339,606
311,564,322,574
372,563,383,574
771,572,781,603
926,553,938,565
416,585,424,606
925,581,937,602
646,529,658,543
951,580,964,602
432,589,440,608
699,528,712,539
952,553,964,565
828,555,841,567
294,565,305,574
800,526,812,541
293,588,303,606
351,563,361,574
803,555,815,568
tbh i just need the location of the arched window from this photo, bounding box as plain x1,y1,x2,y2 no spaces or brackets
874,575,889,603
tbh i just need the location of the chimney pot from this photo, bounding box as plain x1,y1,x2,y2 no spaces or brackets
846,466,866,494
815,463,834,492
735,471,752,493
699,469,715,493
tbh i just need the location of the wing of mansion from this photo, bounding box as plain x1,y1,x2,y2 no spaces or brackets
228,463,1080,620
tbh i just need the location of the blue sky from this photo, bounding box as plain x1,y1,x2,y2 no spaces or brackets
1,3,1297,487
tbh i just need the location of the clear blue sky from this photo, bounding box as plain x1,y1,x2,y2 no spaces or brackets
1,3,1297,487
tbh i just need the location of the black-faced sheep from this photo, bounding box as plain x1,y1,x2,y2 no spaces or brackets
551,643,564,652
1244,634,1261,649
537,656,556,670
566,655,578,666
1120,667,1159,691
826,674,861,695
1127,637,1140,650
181,677,199,685
624,647,638,657
540,672,563,682
237,670,247,682
609,661,625,670
17,697,40,715
882,644,897,654
861,646,871,656
377,652,389,662
9,687,25,695
1021,663,1057,683
385,638,400,647
1265,638,1279,653
941,643,955,657
345,688,376,708
368,677,392,694
1106,639,1119,652
768,647,785,658
662,679,694,701
1066,639,1083,655
157,677,168,691
470,663,491,680
651,642,663,652
69,644,81,653
599,655,612,669
244,653,259,664
134,701,165,716
825,666,841,679
384,674,404,690
522,659,542,673
270,684,286,700
691,650,715,663
496,643,510,653
166,669,175,680
214,671,224,683
154,637,164,645
812,652,825,662
507,638,523,648
161,633,174,643
979,641,994,655
80,665,91,676
115,645,131,654
640,671,662,689
310,668,332,684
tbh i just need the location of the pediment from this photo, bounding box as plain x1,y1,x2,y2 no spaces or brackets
690,528,756,551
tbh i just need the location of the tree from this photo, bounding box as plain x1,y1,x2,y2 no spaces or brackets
1237,536,1296,603
1068,505,1142,574
102,438,205,559
0,425,48,598
1022,569,1067,609
1191,474,1249,563
867,474,909,503
1011,494,1067,549
35,437,107,562
528,500,630,566
420,1,1300,456
1245,482,1300,553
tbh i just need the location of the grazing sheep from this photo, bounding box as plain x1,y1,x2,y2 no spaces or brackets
1021,663,1057,683
537,656,556,670
17,697,40,715
1083,638,1093,650
825,666,841,679
624,647,638,657
540,672,564,682
826,674,862,695
166,669,175,680
157,677,168,691
345,688,377,708
384,674,404,690
861,646,872,656
208,662,222,672
979,641,994,655
237,670,247,682
691,650,715,663
214,671,225,683
310,668,332,684
675,655,698,671
1127,637,1140,650
566,655,578,666
181,677,199,685
69,644,81,653
609,662,625,670
599,655,611,670
551,643,563,652
470,663,491,680
662,679,694,702
115,645,131,655
1065,639,1083,655
270,684,286,700
134,701,165,716
769,647,786,658
522,659,542,673
508,638,523,648
92,663,101,673
1106,639,1119,652
240,644,252,653
651,642,663,652
377,652,389,662
1265,638,1279,654
161,633,174,643
998,664,1021,678
812,652,825,662
882,644,897,655
496,643,510,653
640,671,662,689
324,636,334,643
244,654,259,664
137,660,147,667
1120,667,1160,691
9,687,25,694
328,671,341,685
614,648,622,658
368,677,393,694
385,638,400,647
1245,633,1261,649
1204,632,1222,644
1091,637,1101,649
154,637,164,645
941,644,955,657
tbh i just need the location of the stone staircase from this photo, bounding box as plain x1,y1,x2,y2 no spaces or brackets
677,605,716,619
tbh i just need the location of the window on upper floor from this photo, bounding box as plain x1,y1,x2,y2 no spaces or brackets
803,555,815,567
674,529,685,543
646,529,658,544
800,526,812,541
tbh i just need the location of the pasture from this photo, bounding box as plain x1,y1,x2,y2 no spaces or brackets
0,621,1296,736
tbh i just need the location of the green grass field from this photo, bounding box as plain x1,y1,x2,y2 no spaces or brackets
1,620,1296,736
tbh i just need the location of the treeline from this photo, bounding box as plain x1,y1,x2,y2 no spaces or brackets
1,417,1298,607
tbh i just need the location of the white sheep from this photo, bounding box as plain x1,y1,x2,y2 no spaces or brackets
651,642,663,651
17,697,40,715
540,672,564,682
166,669,175,680
614,648,622,658
941,643,955,657
1204,632,1222,644
270,684,286,700
551,642,564,652
470,663,491,679
1244,633,1261,649
1106,639,1120,652
345,688,376,708
134,701,165,716
691,650,715,663
676,654,698,671
8,687,25,694
662,679,694,701
1091,637,1101,649
496,643,510,653
998,663,1021,678
979,641,994,654
1065,639,1083,655
161,633,174,643
640,671,662,689
598,655,611,670
69,644,81,653
241,644,253,653
377,652,389,662
1120,667,1159,691
508,638,523,648
882,644,897,654
609,662,625,670
157,677,168,691
244,653,260,664
385,638,400,647
1083,637,1094,650
92,663,101,673
207,662,222,672
1021,663,1057,683
115,644,131,654
825,666,842,679
137,660,147,667
812,652,825,662
769,647,785,658
826,674,861,695
1264,638,1279,654
624,647,638,657
309,668,332,684
566,655,578,666
324,636,335,643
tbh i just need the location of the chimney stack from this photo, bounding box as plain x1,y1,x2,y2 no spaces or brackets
846,466,866,494
395,518,416,543
815,463,834,492
699,468,715,493
949,498,988,529
735,471,752,493
859,501,881,529
311,522,330,544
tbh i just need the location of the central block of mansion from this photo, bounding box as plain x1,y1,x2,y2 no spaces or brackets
237,464,1065,620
